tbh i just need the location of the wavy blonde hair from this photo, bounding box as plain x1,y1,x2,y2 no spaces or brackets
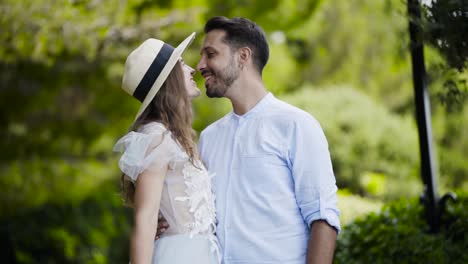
121,61,197,207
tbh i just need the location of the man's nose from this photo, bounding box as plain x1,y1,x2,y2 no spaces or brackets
196,57,205,72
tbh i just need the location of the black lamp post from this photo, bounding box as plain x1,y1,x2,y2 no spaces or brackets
407,0,456,233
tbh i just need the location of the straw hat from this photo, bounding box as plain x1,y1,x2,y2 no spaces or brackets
121,32,196,121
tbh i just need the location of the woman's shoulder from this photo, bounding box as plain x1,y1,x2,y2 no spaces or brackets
138,121,168,134
114,121,170,154
113,121,181,180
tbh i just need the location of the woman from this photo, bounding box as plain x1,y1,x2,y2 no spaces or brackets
113,33,219,264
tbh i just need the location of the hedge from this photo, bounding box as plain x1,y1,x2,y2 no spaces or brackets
335,191,468,263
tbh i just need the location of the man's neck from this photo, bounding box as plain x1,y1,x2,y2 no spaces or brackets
227,76,268,116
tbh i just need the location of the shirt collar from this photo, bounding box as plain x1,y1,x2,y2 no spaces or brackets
231,92,274,120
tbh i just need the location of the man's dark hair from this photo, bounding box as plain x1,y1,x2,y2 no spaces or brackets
204,16,269,74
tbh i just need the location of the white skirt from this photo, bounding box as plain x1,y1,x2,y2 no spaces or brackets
152,234,220,264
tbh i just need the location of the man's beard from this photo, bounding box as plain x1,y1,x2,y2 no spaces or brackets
205,58,240,98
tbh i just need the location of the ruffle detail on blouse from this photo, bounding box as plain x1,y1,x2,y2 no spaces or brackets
175,161,217,236
113,122,188,182
174,161,219,259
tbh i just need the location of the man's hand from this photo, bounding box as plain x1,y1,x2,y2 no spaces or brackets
155,213,169,240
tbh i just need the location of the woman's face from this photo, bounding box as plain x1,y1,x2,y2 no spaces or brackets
180,59,201,100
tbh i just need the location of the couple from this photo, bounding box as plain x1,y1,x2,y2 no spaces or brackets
114,16,341,264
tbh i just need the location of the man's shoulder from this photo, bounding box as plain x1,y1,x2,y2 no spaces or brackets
268,96,320,125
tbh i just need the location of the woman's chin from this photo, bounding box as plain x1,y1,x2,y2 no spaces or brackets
189,92,201,100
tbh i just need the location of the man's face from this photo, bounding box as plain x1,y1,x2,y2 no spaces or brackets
197,30,240,98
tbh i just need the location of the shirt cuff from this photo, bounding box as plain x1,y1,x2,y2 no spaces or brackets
307,207,341,234
302,195,341,234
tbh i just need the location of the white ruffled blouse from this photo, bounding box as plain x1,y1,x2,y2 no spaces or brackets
113,122,217,244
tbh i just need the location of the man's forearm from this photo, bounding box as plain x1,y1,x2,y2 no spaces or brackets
306,220,337,264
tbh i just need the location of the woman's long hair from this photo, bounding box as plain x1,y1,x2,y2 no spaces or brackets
121,61,197,206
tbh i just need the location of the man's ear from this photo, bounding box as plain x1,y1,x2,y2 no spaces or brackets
238,47,252,66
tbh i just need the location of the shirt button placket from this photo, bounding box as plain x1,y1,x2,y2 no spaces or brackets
224,117,240,262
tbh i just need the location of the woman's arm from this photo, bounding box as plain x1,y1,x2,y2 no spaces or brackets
130,164,167,264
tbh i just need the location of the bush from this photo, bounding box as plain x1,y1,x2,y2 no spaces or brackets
0,180,132,263
282,86,421,199
338,189,383,225
335,191,468,264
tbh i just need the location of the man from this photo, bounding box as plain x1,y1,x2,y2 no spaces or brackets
196,16,340,263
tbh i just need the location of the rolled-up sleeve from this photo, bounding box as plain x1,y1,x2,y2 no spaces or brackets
288,116,341,233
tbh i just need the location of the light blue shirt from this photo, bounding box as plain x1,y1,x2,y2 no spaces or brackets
199,93,340,264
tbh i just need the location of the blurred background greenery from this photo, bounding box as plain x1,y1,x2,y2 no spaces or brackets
1,0,466,262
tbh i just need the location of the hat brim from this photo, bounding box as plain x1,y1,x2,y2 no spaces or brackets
134,32,196,121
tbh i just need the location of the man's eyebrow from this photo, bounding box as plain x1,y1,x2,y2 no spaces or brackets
200,46,213,55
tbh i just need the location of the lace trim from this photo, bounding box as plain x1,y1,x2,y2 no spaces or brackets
174,161,217,237
173,161,220,261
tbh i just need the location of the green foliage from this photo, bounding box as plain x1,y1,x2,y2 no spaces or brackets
420,0,468,112
335,191,468,263
284,0,414,112
282,86,421,199
432,104,468,192
338,189,383,225
263,40,300,95
203,0,323,30
1,157,117,217
1,181,132,263
427,59,468,113
423,0,468,71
